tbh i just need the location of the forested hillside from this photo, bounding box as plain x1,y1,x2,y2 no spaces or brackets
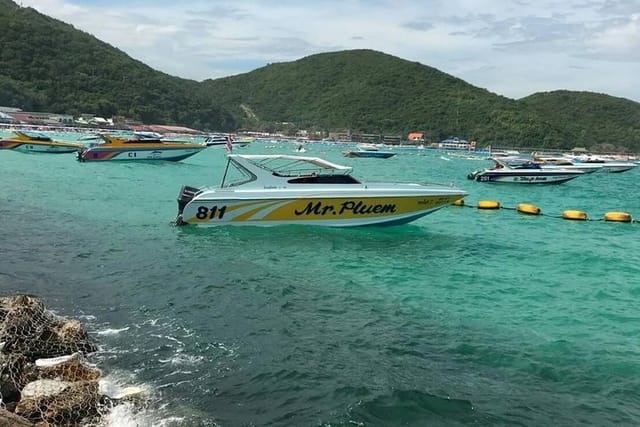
520,91,640,152
202,50,576,148
0,1,238,131
1,0,640,151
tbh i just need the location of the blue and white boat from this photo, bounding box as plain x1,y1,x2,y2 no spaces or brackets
467,157,584,184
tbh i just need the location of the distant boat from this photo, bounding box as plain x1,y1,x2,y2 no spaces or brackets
468,157,584,184
569,155,637,173
76,133,206,162
0,130,82,153
439,137,476,151
342,143,396,159
203,134,231,147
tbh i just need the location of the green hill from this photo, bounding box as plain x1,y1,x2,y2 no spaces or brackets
0,1,238,131
202,50,578,148
520,91,640,152
1,0,640,152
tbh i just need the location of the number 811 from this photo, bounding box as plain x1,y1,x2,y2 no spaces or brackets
196,205,227,220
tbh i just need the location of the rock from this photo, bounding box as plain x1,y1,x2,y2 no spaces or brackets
35,353,78,368
0,352,30,404
0,407,34,427
20,379,71,399
35,356,101,383
15,380,100,424
0,295,96,359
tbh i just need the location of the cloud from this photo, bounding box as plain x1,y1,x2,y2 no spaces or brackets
16,0,640,102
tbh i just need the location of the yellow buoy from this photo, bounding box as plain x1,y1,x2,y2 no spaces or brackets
477,200,500,210
603,212,632,223
517,203,541,215
452,199,465,206
562,210,588,221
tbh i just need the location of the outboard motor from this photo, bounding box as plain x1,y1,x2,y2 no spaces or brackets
175,185,202,225
76,147,87,162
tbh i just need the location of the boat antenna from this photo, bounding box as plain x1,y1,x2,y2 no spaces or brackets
220,156,231,187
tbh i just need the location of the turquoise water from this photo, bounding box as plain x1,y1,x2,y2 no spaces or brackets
2,138,640,426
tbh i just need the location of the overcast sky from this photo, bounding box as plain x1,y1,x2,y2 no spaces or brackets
19,0,640,102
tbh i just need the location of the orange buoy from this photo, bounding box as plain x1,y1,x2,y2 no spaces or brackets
477,200,500,210
603,212,632,223
452,199,465,206
562,210,588,221
517,203,541,215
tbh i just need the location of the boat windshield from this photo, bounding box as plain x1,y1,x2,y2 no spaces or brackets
240,155,352,177
287,175,360,184
507,160,541,169
19,130,52,141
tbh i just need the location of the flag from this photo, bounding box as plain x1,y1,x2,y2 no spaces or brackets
225,135,233,152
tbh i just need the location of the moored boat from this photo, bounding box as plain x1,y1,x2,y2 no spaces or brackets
76,133,206,162
533,155,602,174
0,130,82,153
569,155,637,173
468,157,584,184
175,154,467,227
342,143,395,159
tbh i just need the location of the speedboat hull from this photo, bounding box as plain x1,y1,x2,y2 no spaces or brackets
342,150,395,158
77,146,204,161
594,162,637,173
176,188,465,227
0,132,81,153
176,154,466,227
0,140,80,153
468,157,584,184
538,164,601,174
469,170,582,184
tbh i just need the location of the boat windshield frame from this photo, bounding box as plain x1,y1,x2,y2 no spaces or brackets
16,130,52,141
220,154,355,188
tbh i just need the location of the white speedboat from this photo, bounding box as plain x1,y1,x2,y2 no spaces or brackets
533,156,602,174
342,143,395,159
175,154,467,227
468,158,584,184
570,155,637,173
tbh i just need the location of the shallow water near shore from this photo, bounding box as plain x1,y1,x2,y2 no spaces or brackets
2,140,640,426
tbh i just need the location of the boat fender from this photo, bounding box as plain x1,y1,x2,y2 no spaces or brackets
516,203,541,215
603,212,632,223
452,199,465,206
477,200,500,210
562,210,588,221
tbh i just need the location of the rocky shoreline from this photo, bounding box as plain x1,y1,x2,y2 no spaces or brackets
1,295,143,426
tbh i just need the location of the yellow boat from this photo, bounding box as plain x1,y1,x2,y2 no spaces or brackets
0,130,82,153
175,154,467,227
77,133,206,162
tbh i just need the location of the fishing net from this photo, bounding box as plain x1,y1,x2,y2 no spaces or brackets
0,295,132,425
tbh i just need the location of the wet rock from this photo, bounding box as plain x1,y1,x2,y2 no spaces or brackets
0,295,96,360
0,407,34,426
0,352,29,404
15,380,100,424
